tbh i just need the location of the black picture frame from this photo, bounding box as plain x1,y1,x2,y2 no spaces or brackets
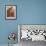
5,5,17,20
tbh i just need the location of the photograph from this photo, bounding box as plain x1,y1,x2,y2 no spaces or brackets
5,5,16,20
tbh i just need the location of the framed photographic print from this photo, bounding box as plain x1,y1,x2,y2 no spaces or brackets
5,5,16,20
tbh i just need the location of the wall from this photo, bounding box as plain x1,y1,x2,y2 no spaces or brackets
19,0,46,24
0,0,46,44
